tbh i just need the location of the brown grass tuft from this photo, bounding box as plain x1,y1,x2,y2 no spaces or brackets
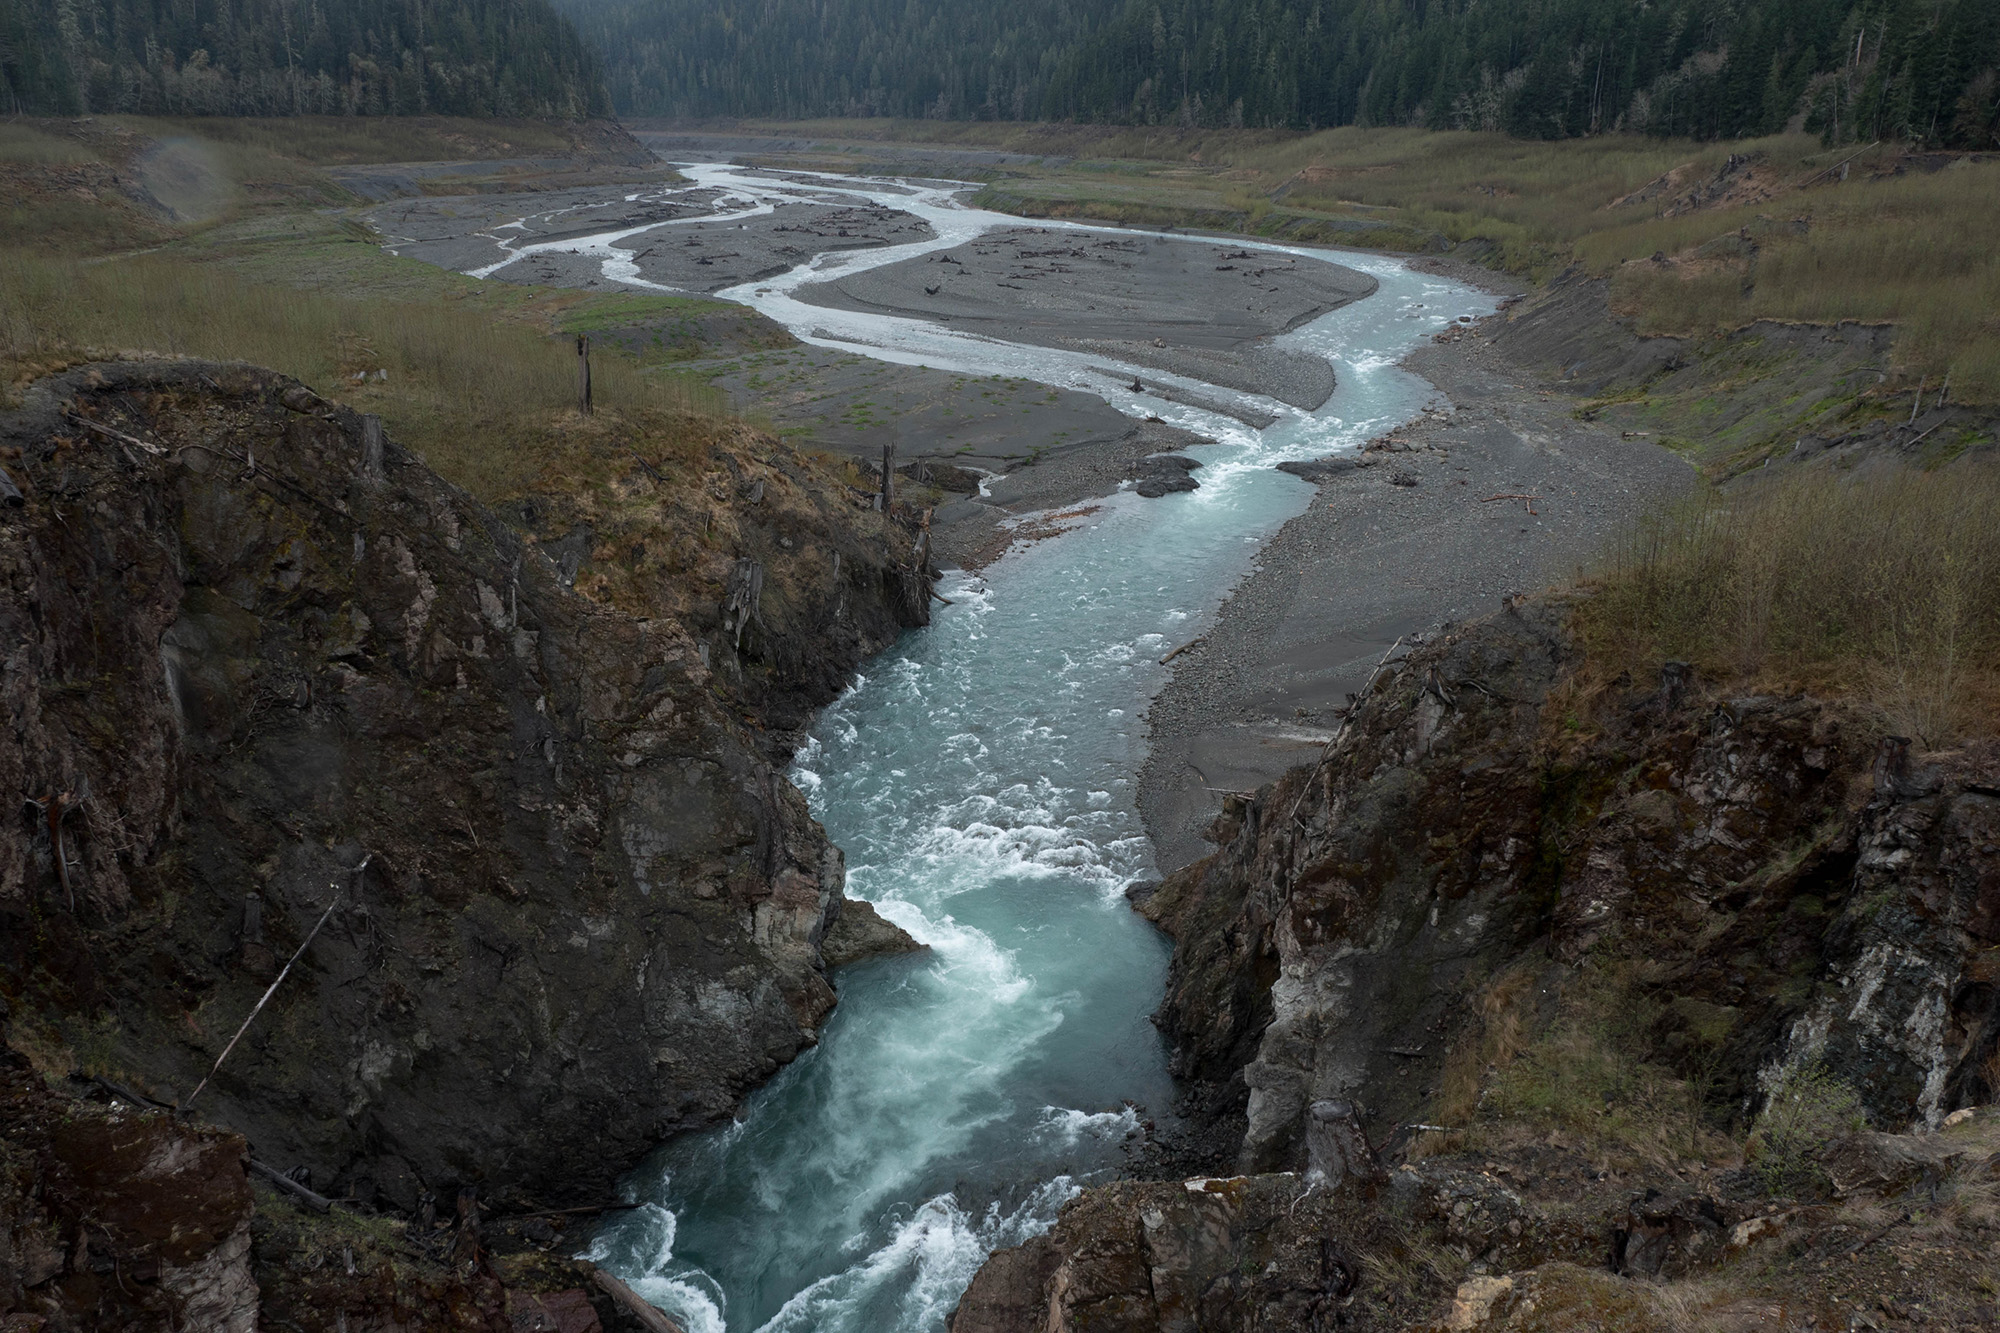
1574,467,2000,743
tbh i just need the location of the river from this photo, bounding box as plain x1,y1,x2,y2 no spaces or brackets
546,164,1492,1333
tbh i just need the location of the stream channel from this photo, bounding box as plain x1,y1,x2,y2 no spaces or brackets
511,164,1492,1332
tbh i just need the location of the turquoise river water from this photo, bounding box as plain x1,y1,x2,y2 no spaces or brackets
524,164,1493,1332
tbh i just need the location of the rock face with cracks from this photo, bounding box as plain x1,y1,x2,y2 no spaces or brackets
957,600,2000,1331
0,361,928,1213
1139,602,1999,1173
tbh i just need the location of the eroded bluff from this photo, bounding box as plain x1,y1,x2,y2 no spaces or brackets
0,361,930,1211
956,601,2000,1331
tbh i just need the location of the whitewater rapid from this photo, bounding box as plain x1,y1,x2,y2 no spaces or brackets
528,163,1494,1333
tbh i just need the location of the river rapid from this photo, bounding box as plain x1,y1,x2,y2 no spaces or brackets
536,164,1493,1333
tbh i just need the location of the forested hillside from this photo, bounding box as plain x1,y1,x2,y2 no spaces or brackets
565,0,1998,147
559,0,1084,122
0,0,609,116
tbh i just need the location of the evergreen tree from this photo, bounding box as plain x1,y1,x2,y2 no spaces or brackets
1,0,610,116
553,0,1999,147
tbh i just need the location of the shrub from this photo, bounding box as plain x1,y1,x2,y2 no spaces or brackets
1746,1062,1866,1195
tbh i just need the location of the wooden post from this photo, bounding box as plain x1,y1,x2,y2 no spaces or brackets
878,441,894,511
576,335,593,416
360,414,384,483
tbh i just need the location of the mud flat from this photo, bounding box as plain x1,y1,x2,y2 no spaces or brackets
1139,306,1695,871
793,226,1374,410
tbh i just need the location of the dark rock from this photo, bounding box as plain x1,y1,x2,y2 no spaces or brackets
1134,472,1199,498
1132,451,1202,498
1276,456,1369,482
0,1047,257,1330
0,361,929,1209
1126,600,1997,1173
1387,470,1418,486
1305,1099,1382,1188
818,898,925,968
1611,1188,1726,1277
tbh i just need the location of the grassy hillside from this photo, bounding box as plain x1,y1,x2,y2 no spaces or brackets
0,117,729,502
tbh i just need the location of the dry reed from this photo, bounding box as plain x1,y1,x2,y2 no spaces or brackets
1576,468,2000,743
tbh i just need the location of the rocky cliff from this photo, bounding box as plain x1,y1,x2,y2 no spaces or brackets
956,601,2000,1330
0,360,930,1224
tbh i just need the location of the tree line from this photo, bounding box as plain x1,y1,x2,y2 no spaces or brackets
559,0,1997,147
1,0,610,116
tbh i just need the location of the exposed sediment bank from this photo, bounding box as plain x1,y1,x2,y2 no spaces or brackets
794,225,1372,411
1138,293,1694,870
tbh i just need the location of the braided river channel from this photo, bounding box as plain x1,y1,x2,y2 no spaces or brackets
553,164,1492,1332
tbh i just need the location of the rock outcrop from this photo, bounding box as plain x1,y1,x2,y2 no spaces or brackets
1140,601,1997,1173
0,361,929,1214
957,599,2000,1330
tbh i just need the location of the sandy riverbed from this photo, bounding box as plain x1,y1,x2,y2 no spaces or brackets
370,189,935,292
1137,293,1695,871
794,226,1374,411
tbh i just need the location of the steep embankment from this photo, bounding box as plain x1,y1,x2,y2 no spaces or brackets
957,602,2000,1329
0,361,929,1227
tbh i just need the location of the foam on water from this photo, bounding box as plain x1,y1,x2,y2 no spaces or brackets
557,163,1495,1332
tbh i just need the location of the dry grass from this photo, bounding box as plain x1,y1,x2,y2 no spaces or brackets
1422,962,1734,1171
0,251,723,500
1575,468,2000,744
98,115,586,166
0,123,103,164
1592,166,2000,397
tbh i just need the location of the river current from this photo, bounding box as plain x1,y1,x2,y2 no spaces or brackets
518,164,1493,1332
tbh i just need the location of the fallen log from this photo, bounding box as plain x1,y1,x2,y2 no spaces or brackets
593,1270,687,1333
249,1158,334,1213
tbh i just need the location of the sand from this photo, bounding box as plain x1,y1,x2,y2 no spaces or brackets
792,227,1374,410
368,190,935,294
1136,313,1697,871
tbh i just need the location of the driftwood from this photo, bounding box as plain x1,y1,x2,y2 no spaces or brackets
592,1271,687,1333
1902,419,1947,450
183,856,369,1110
90,1075,170,1109
1159,635,1205,665
249,1158,333,1213
63,410,167,457
1480,493,1539,515
1798,140,1880,188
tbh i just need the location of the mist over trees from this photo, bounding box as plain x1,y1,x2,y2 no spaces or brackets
1,0,610,116
556,0,1088,122
563,0,1998,147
